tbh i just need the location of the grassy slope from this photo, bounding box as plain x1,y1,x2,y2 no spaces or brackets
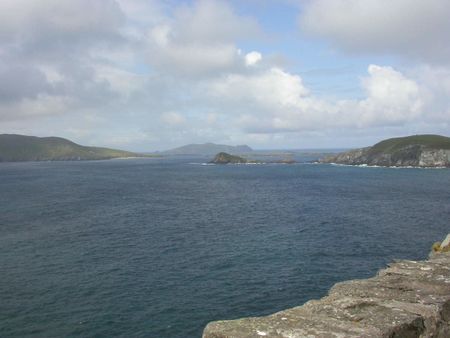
370,134,450,154
0,134,141,162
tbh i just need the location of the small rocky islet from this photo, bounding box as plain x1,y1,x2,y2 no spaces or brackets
210,152,250,164
210,152,296,165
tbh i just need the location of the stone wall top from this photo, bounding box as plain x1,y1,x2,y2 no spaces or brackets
203,235,450,338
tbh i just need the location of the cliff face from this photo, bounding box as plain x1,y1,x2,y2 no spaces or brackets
419,149,450,167
320,135,450,167
203,236,450,338
322,146,450,167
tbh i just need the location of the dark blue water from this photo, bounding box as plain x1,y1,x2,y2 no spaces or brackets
1,158,449,337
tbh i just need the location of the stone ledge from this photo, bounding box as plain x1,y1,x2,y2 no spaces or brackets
203,238,450,338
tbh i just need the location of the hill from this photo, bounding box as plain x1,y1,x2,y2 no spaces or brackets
0,134,143,162
320,134,450,167
162,143,253,155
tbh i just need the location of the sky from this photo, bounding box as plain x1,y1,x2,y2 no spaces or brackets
1,0,449,151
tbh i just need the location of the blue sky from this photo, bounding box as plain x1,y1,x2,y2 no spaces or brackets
0,0,449,151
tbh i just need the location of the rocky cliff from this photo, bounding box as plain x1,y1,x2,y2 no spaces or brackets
203,235,450,338
320,135,450,167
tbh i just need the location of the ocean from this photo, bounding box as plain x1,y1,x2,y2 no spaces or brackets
1,157,449,337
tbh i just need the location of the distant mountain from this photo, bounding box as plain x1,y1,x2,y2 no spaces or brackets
319,134,450,167
0,134,144,162
163,143,253,155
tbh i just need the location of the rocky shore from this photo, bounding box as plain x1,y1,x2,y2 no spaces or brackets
320,147,450,168
319,135,450,168
203,234,450,337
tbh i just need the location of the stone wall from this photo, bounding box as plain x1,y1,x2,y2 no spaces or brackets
203,236,450,338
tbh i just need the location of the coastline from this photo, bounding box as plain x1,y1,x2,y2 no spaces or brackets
319,162,448,170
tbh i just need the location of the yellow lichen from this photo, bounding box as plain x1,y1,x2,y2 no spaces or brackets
442,245,450,253
432,242,442,252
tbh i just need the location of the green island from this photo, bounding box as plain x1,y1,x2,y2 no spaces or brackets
320,134,450,167
0,134,149,162
210,152,251,164
210,152,297,164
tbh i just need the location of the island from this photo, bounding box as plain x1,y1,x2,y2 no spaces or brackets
162,143,253,156
319,134,450,167
0,134,147,162
210,152,250,164
203,234,450,337
209,152,296,164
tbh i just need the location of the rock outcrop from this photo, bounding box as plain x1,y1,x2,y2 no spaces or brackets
210,152,249,164
320,135,450,168
203,235,450,338
210,153,296,165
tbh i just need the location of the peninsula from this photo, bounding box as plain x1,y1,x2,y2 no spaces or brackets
320,134,450,167
0,134,145,162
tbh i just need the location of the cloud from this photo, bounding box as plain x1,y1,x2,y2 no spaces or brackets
299,0,450,64
245,51,262,66
207,64,428,133
355,65,423,126
0,0,129,123
144,0,261,77
0,94,71,121
211,67,309,110
0,0,449,150
0,64,50,103
0,0,124,54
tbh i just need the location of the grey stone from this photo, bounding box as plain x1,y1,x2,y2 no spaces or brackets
441,234,450,250
203,237,450,338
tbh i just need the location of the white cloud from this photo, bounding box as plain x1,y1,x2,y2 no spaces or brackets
211,67,309,109
144,0,261,76
354,65,423,126
208,64,429,133
299,0,450,63
172,0,260,44
245,51,262,66
93,64,145,98
0,0,124,46
116,0,165,26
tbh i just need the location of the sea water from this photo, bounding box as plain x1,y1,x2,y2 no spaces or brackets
1,157,449,337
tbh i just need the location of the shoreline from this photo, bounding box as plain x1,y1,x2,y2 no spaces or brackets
320,162,448,169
